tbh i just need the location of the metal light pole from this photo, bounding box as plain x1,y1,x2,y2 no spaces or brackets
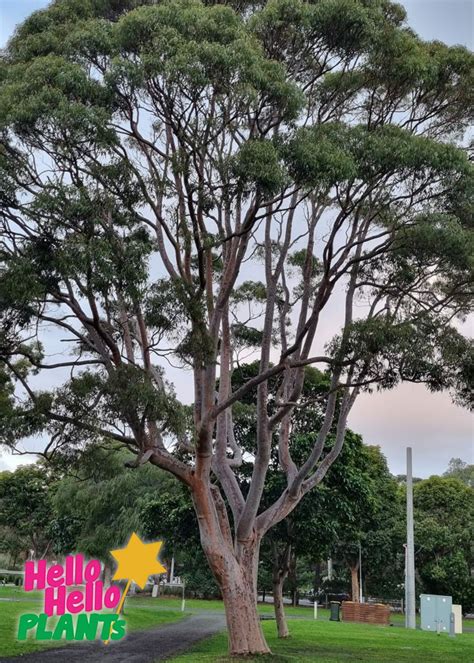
358,541,363,603
405,447,416,629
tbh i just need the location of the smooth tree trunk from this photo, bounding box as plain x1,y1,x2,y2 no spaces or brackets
103,563,113,588
313,561,322,598
290,588,299,608
272,542,291,638
350,563,360,602
288,551,299,607
272,572,290,638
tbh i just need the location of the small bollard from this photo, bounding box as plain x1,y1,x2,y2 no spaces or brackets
314,601,318,620
449,612,456,638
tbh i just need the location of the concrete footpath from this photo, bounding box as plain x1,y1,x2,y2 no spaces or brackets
0,614,226,663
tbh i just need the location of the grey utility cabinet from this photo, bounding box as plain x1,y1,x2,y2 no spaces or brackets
420,594,452,633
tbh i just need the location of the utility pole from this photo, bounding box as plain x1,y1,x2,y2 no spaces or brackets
405,446,416,629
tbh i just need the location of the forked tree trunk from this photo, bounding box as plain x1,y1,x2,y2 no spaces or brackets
192,485,270,655
205,544,270,655
350,563,360,603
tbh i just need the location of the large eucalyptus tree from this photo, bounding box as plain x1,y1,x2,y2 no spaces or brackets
0,0,472,654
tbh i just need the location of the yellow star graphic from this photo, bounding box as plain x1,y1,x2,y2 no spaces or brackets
110,532,166,589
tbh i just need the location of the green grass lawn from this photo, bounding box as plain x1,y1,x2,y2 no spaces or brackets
0,586,183,658
169,619,474,663
128,595,474,631
128,595,315,619
0,585,43,600
2,587,473,662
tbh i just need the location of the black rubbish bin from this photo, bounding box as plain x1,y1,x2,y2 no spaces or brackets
330,601,341,621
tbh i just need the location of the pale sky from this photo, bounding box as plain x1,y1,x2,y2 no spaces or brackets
0,1,472,476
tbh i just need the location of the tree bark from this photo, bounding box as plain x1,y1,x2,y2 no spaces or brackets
222,568,269,655
103,562,113,588
272,572,290,638
192,483,270,655
271,542,291,638
313,561,321,598
288,550,299,607
350,563,360,602
206,544,270,655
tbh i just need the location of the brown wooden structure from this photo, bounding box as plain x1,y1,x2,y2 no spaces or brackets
341,601,390,625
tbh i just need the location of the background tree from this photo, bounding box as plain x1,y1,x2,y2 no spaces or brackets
50,446,175,570
414,476,474,612
0,0,472,655
332,445,402,603
141,484,219,598
257,430,388,636
443,458,474,488
395,474,423,486
0,465,54,560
